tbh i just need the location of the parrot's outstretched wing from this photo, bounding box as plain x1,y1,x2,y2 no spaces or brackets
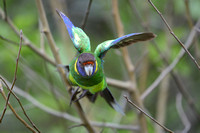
100,87,125,115
94,32,156,58
57,10,91,53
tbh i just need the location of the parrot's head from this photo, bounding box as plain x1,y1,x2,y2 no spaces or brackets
76,53,97,77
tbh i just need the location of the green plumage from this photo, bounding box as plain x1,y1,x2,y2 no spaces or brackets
68,52,106,94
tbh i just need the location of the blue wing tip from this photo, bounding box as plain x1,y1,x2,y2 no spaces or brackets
57,10,74,29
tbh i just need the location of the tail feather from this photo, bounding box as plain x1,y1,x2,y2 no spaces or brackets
100,87,125,115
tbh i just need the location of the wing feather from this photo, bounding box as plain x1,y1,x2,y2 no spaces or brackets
57,10,91,53
94,32,156,58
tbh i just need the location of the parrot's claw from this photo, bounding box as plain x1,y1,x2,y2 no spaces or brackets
74,90,89,103
70,87,81,106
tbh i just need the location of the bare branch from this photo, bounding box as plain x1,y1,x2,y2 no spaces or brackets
176,93,191,133
0,34,19,45
148,0,200,70
106,78,132,91
124,95,174,133
81,0,93,30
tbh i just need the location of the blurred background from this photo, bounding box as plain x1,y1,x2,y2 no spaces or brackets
0,0,200,133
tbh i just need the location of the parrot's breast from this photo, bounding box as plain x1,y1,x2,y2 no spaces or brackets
68,54,106,93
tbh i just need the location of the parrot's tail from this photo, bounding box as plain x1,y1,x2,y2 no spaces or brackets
100,87,125,115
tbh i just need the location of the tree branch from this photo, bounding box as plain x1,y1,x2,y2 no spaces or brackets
124,96,174,133
148,0,200,70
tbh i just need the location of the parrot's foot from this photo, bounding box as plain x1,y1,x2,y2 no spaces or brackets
73,90,89,102
70,88,89,105
70,87,81,106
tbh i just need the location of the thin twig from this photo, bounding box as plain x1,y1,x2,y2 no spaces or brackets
68,124,85,129
81,0,93,30
124,95,174,133
0,35,19,45
148,0,200,70
0,82,36,133
176,93,191,133
1,30,23,121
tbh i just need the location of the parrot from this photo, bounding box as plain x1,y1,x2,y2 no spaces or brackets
57,10,156,115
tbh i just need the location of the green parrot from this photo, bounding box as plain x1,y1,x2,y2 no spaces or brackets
57,10,156,114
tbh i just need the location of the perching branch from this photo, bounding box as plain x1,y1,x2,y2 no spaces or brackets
1,77,139,131
124,96,174,133
35,0,96,132
148,0,200,70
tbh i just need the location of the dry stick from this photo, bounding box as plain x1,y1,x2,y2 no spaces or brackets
148,0,200,70
111,0,148,133
124,96,174,133
0,82,36,133
81,0,93,30
0,30,23,120
141,19,200,100
129,0,200,120
35,0,95,132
